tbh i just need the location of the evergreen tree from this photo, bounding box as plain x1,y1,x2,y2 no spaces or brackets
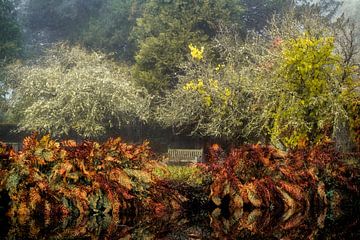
80,0,145,61
25,0,102,41
0,0,21,60
132,0,244,94
0,0,21,121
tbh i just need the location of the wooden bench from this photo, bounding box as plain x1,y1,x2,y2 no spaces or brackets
167,148,203,164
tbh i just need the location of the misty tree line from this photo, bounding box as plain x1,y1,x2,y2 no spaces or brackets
0,0,359,151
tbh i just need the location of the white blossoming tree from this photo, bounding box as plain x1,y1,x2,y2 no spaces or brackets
7,44,151,137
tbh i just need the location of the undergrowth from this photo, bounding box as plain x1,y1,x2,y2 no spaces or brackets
0,134,359,238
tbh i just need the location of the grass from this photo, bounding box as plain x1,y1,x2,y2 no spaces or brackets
153,164,208,186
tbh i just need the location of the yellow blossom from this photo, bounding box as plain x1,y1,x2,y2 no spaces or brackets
209,79,219,89
183,81,196,91
224,88,231,98
204,95,212,107
215,64,225,72
188,44,204,60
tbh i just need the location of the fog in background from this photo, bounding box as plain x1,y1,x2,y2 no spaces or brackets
340,0,360,22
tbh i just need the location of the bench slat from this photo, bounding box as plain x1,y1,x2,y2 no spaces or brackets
167,148,203,163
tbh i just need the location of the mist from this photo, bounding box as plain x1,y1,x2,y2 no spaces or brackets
340,0,360,21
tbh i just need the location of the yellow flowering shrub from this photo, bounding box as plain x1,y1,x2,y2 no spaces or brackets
183,79,212,106
270,33,351,148
183,78,232,108
188,44,204,61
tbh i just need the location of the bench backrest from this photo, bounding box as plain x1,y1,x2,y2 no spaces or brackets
167,148,203,163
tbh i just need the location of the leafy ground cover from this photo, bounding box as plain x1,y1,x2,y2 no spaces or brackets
0,134,187,225
204,142,359,223
0,135,359,238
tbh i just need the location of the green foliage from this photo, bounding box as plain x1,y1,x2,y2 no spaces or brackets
0,0,22,121
271,33,350,148
132,0,244,93
156,10,360,148
153,165,206,187
6,44,151,137
156,46,256,140
22,0,293,66
239,0,293,33
156,29,278,142
80,0,144,61
258,13,360,149
348,98,360,150
297,0,343,19
25,0,102,41
0,0,21,61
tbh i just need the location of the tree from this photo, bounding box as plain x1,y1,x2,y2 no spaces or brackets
0,0,21,121
24,0,103,42
251,12,359,149
132,0,244,94
80,0,145,61
156,10,359,149
156,34,269,142
6,44,151,137
239,0,293,34
0,0,21,60
270,34,351,147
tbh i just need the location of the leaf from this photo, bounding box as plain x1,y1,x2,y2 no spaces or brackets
278,181,303,201
247,209,262,225
77,160,92,178
109,169,133,190
61,140,77,147
223,180,230,196
245,183,262,207
42,150,54,162
39,134,51,147
125,169,154,184
281,212,305,230
317,181,327,205
17,202,30,216
29,187,41,210
277,187,297,221
212,196,222,206
230,194,243,209
210,176,223,199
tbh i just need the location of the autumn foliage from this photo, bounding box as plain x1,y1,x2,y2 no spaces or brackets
201,142,359,239
0,134,187,224
204,142,359,219
0,135,359,239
